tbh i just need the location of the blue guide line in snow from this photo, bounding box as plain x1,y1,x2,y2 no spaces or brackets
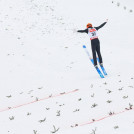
83,45,105,78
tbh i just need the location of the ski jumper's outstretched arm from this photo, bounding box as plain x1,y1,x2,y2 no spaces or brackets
94,21,107,30
77,19,108,32
77,29,88,34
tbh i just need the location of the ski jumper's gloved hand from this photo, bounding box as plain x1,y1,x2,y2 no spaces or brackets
106,19,108,22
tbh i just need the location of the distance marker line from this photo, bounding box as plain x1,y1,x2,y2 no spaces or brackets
0,89,79,113
71,107,134,128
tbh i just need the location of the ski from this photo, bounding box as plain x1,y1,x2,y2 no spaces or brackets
95,66,105,78
100,64,107,75
97,58,107,75
83,45,104,78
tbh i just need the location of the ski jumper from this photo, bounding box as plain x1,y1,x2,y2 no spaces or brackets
77,22,107,66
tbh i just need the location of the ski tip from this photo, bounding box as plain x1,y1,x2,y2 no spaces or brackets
100,74,105,78
96,68,105,78
83,45,86,48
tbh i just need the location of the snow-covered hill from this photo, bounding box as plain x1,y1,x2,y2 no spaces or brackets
0,0,134,134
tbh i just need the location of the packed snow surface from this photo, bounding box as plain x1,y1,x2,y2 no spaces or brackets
0,0,134,134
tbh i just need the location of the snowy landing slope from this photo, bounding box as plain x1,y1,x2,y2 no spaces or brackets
0,0,134,134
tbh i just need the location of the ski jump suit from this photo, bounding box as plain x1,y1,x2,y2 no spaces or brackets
77,22,107,67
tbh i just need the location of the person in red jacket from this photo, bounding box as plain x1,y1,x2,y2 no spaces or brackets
77,19,108,68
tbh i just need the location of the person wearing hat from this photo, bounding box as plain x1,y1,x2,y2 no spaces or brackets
77,19,108,68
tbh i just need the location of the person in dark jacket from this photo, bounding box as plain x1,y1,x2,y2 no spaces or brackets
77,19,108,68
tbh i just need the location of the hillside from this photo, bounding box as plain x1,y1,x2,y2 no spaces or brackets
0,0,134,134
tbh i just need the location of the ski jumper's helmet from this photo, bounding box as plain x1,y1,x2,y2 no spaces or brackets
87,23,92,28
